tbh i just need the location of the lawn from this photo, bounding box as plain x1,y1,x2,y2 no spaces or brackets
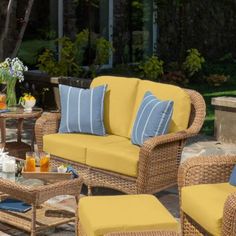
188,77,236,136
18,39,56,67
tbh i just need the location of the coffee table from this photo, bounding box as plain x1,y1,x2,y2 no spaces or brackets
0,159,83,236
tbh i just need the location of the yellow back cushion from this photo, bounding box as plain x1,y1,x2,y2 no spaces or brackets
91,76,139,138
129,80,191,135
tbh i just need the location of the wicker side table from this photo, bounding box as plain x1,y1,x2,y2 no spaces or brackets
0,107,43,158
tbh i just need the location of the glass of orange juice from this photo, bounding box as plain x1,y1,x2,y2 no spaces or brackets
39,152,50,172
25,152,36,172
0,93,7,109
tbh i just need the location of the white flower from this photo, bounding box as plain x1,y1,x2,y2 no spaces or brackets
0,57,28,82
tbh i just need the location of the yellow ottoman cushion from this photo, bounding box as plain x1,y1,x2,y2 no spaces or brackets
181,183,236,236
79,195,179,236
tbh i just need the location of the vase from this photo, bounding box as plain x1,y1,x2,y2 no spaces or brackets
6,78,17,107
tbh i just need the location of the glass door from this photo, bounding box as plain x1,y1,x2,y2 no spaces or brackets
129,0,157,62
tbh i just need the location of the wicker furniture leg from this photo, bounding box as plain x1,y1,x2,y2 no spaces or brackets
75,195,79,236
88,186,92,196
0,117,6,145
17,118,24,143
31,203,36,236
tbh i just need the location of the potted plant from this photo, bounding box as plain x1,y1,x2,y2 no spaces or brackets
0,58,28,106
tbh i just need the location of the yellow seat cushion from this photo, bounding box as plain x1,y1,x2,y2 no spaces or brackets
181,183,236,236
79,195,179,236
129,80,191,135
43,133,128,164
86,138,140,177
91,76,139,138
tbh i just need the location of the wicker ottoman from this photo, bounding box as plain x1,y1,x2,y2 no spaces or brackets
78,194,179,236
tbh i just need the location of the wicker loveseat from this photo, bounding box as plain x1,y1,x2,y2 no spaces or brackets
35,76,206,194
178,156,236,236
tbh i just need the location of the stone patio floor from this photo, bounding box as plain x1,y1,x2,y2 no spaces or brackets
0,120,236,235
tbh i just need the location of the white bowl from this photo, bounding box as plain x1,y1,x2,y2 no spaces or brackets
21,100,36,112
57,166,67,173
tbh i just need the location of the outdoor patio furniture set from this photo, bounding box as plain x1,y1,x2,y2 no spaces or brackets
0,76,235,235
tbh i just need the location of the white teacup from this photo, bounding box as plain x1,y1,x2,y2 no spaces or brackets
21,99,36,112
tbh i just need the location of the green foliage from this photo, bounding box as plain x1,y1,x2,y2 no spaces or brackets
89,37,113,78
219,53,236,63
139,56,164,81
37,29,113,78
38,49,59,75
183,48,205,77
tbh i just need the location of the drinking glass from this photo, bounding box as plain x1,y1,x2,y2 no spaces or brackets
40,152,50,172
0,93,6,110
25,152,36,172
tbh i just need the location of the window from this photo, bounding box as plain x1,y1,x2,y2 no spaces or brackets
63,0,113,66
19,0,157,68
19,0,113,68
129,0,157,62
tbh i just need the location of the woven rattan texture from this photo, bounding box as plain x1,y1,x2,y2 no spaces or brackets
105,232,179,236
35,89,206,194
178,155,236,236
78,223,179,236
0,177,83,235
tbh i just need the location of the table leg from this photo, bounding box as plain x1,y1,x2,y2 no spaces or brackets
0,118,6,146
17,118,24,143
75,195,79,236
31,204,36,236
31,121,36,151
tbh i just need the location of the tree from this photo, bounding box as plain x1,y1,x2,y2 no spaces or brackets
0,0,35,61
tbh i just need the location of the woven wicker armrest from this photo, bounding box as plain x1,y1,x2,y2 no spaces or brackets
178,155,236,189
222,192,236,236
142,131,191,151
35,112,61,152
105,231,179,236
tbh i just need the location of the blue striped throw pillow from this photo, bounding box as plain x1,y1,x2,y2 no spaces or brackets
59,84,107,136
131,91,174,146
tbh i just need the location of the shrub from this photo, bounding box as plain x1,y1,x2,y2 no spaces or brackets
139,55,164,81
38,29,113,78
183,48,205,77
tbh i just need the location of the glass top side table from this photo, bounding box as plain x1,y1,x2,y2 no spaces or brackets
0,107,43,159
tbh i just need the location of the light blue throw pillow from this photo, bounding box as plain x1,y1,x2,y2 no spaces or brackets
229,165,236,186
131,91,174,146
59,84,107,135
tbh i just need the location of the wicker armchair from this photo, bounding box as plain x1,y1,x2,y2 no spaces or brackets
178,155,236,236
35,82,205,194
